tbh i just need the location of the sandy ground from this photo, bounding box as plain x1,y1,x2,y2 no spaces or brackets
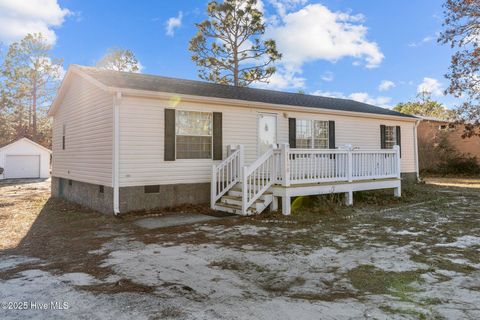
0,178,479,319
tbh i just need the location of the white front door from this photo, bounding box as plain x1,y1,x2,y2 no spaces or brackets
5,155,40,178
257,113,277,156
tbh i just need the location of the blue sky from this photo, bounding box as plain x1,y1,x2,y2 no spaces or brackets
0,0,460,109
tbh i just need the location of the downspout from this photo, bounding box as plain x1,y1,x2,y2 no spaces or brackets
113,91,121,215
414,119,420,182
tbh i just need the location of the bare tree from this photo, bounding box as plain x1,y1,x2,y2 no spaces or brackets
97,48,141,72
438,0,480,137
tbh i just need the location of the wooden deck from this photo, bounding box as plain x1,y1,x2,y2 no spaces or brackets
211,144,402,216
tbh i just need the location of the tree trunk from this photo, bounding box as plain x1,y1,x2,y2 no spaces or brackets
32,80,37,140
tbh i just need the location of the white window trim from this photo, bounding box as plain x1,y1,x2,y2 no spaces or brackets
384,125,397,149
175,109,213,160
296,119,329,149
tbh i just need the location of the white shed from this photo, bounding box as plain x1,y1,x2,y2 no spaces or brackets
0,138,51,180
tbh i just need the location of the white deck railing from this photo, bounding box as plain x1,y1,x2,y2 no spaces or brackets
211,143,401,213
210,145,244,208
242,146,277,213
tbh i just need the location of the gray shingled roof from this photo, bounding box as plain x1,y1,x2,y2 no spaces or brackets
78,66,416,119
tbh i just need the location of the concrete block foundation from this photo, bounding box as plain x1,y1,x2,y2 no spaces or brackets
51,177,210,214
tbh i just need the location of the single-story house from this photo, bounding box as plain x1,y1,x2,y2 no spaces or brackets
48,65,420,215
0,137,51,180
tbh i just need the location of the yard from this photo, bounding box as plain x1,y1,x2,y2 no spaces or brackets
0,178,479,319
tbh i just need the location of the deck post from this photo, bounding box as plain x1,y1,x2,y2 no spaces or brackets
211,165,217,209
281,143,290,187
394,187,401,198
394,145,401,179
345,190,353,206
271,196,279,211
282,195,291,215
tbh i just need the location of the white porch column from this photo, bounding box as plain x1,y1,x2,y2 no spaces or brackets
239,144,245,181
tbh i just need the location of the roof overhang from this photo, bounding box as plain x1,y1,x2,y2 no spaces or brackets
49,66,418,123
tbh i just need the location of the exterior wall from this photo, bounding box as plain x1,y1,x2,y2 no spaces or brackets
0,139,51,180
418,120,480,171
51,177,114,214
51,73,114,186
118,96,418,187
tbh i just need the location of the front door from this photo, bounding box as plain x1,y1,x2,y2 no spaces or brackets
257,113,277,156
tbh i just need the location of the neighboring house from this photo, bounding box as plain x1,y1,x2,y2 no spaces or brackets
0,137,51,180
417,116,480,171
48,65,420,215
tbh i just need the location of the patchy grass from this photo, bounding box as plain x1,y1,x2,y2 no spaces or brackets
347,265,424,296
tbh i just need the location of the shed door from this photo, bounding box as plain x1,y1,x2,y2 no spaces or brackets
5,155,40,178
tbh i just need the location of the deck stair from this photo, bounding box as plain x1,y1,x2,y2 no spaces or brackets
214,183,274,215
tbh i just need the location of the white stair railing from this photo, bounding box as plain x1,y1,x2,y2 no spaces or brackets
242,146,277,215
211,145,244,209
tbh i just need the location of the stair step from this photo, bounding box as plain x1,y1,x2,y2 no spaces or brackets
228,188,273,197
221,195,265,206
214,202,256,216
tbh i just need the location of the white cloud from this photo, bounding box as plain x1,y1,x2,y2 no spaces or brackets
0,0,70,44
266,4,384,72
321,71,334,82
378,80,395,91
349,92,391,108
312,90,391,108
268,0,308,18
408,35,435,47
417,77,443,96
166,11,183,37
258,67,305,90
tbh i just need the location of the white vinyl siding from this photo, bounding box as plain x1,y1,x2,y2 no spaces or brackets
118,96,416,187
51,73,113,186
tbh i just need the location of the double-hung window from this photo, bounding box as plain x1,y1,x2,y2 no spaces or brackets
296,119,329,149
384,126,397,149
176,110,213,159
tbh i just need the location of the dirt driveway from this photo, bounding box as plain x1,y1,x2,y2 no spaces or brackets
0,178,479,319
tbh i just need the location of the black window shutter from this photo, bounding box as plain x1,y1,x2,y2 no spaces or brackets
213,112,222,160
288,118,296,148
380,125,386,149
396,125,402,158
328,121,335,149
164,109,175,161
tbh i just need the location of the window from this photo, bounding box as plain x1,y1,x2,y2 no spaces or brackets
62,124,66,150
176,111,212,159
439,125,448,131
144,185,160,193
99,185,104,194
385,126,397,149
295,119,329,149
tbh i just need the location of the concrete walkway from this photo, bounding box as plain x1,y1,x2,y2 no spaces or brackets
134,213,220,229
